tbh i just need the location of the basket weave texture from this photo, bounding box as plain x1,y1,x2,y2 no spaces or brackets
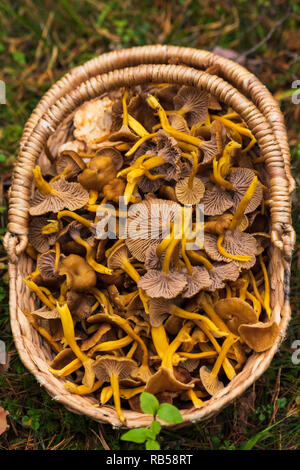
4,45,295,428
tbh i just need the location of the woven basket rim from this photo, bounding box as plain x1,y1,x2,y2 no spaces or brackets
5,46,294,428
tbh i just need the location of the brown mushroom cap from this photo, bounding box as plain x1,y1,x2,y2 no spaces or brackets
198,120,226,167
49,348,76,370
66,291,94,321
148,298,171,326
59,254,97,291
138,269,187,299
182,266,212,298
78,155,117,191
145,366,193,394
103,178,125,203
221,229,258,269
175,177,205,205
238,321,279,352
56,150,86,177
37,249,65,280
95,147,124,171
30,177,89,216
107,244,130,270
168,113,190,134
173,86,209,127
199,365,224,396
208,262,240,291
92,355,137,382
202,186,233,216
214,297,257,335
125,198,181,262
28,216,59,253
80,323,112,351
229,168,263,214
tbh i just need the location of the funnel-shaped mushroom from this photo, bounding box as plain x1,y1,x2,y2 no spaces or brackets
214,297,258,335
145,322,194,394
93,355,137,424
59,254,97,292
238,321,279,352
28,216,60,253
78,155,117,191
230,168,263,214
37,249,65,280
29,166,89,216
55,150,86,179
173,86,209,127
181,266,212,298
198,120,226,167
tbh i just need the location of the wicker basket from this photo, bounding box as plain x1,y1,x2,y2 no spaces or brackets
4,45,295,428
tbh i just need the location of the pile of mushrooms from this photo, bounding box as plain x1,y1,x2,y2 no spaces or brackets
24,83,279,424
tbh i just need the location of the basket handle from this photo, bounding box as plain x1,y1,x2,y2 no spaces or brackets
4,64,295,262
18,45,295,194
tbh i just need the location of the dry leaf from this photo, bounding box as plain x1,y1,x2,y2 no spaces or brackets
0,406,9,436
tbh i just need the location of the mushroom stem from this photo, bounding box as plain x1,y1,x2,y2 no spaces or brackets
64,380,103,395
56,303,95,388
211,334,237,378
24,279,56,309
162,238,181,274
110,373,125,424
217,234,252,262
24,310,62,353
179,351,217,359
73,236,112,275
50,167,72,182
54,242,60,274
169,303,228,337
125,133,158,157
128,114,149,137
49,358,82,377
88,335,133,356
181,237,193,275
229,176,259,230
33,166,59,196
186,250,213,270
259,254,271,318
187,389,204,408
57,210,93,228
88,190,98,205
162,322,193,369
249,270,264,306
211,115,257,152
146,94,203,146
41,220,60,235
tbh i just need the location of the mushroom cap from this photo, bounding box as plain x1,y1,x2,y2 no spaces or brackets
50,348,76,370
107,244,130,270
175,177,205,205
229,168,263,214
80,323,112,351
56,150,86,176
238,321,279,352
37,249,65,280
109,124,139,142
66,291,94,321
103,178,126,203
164,315,183,335
181,266,212,298
199,365,224,396
222,229,258,269
198,120,227,167
30,177,89,216
125,198,181,262
78,155,117,191
214,297,257,335
204,233,232,263
144,245,165,271
28,216,58,253
173,86,209,126
168,113,190,134
208,262,240,291
145,366,193,394
138,270,187,299
95,147,123,171
156,129,181,166
148,298,171,326
152,84,180,109
59,254,97,291
202,186,233,216
31,306,60,319
93,355,137,382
